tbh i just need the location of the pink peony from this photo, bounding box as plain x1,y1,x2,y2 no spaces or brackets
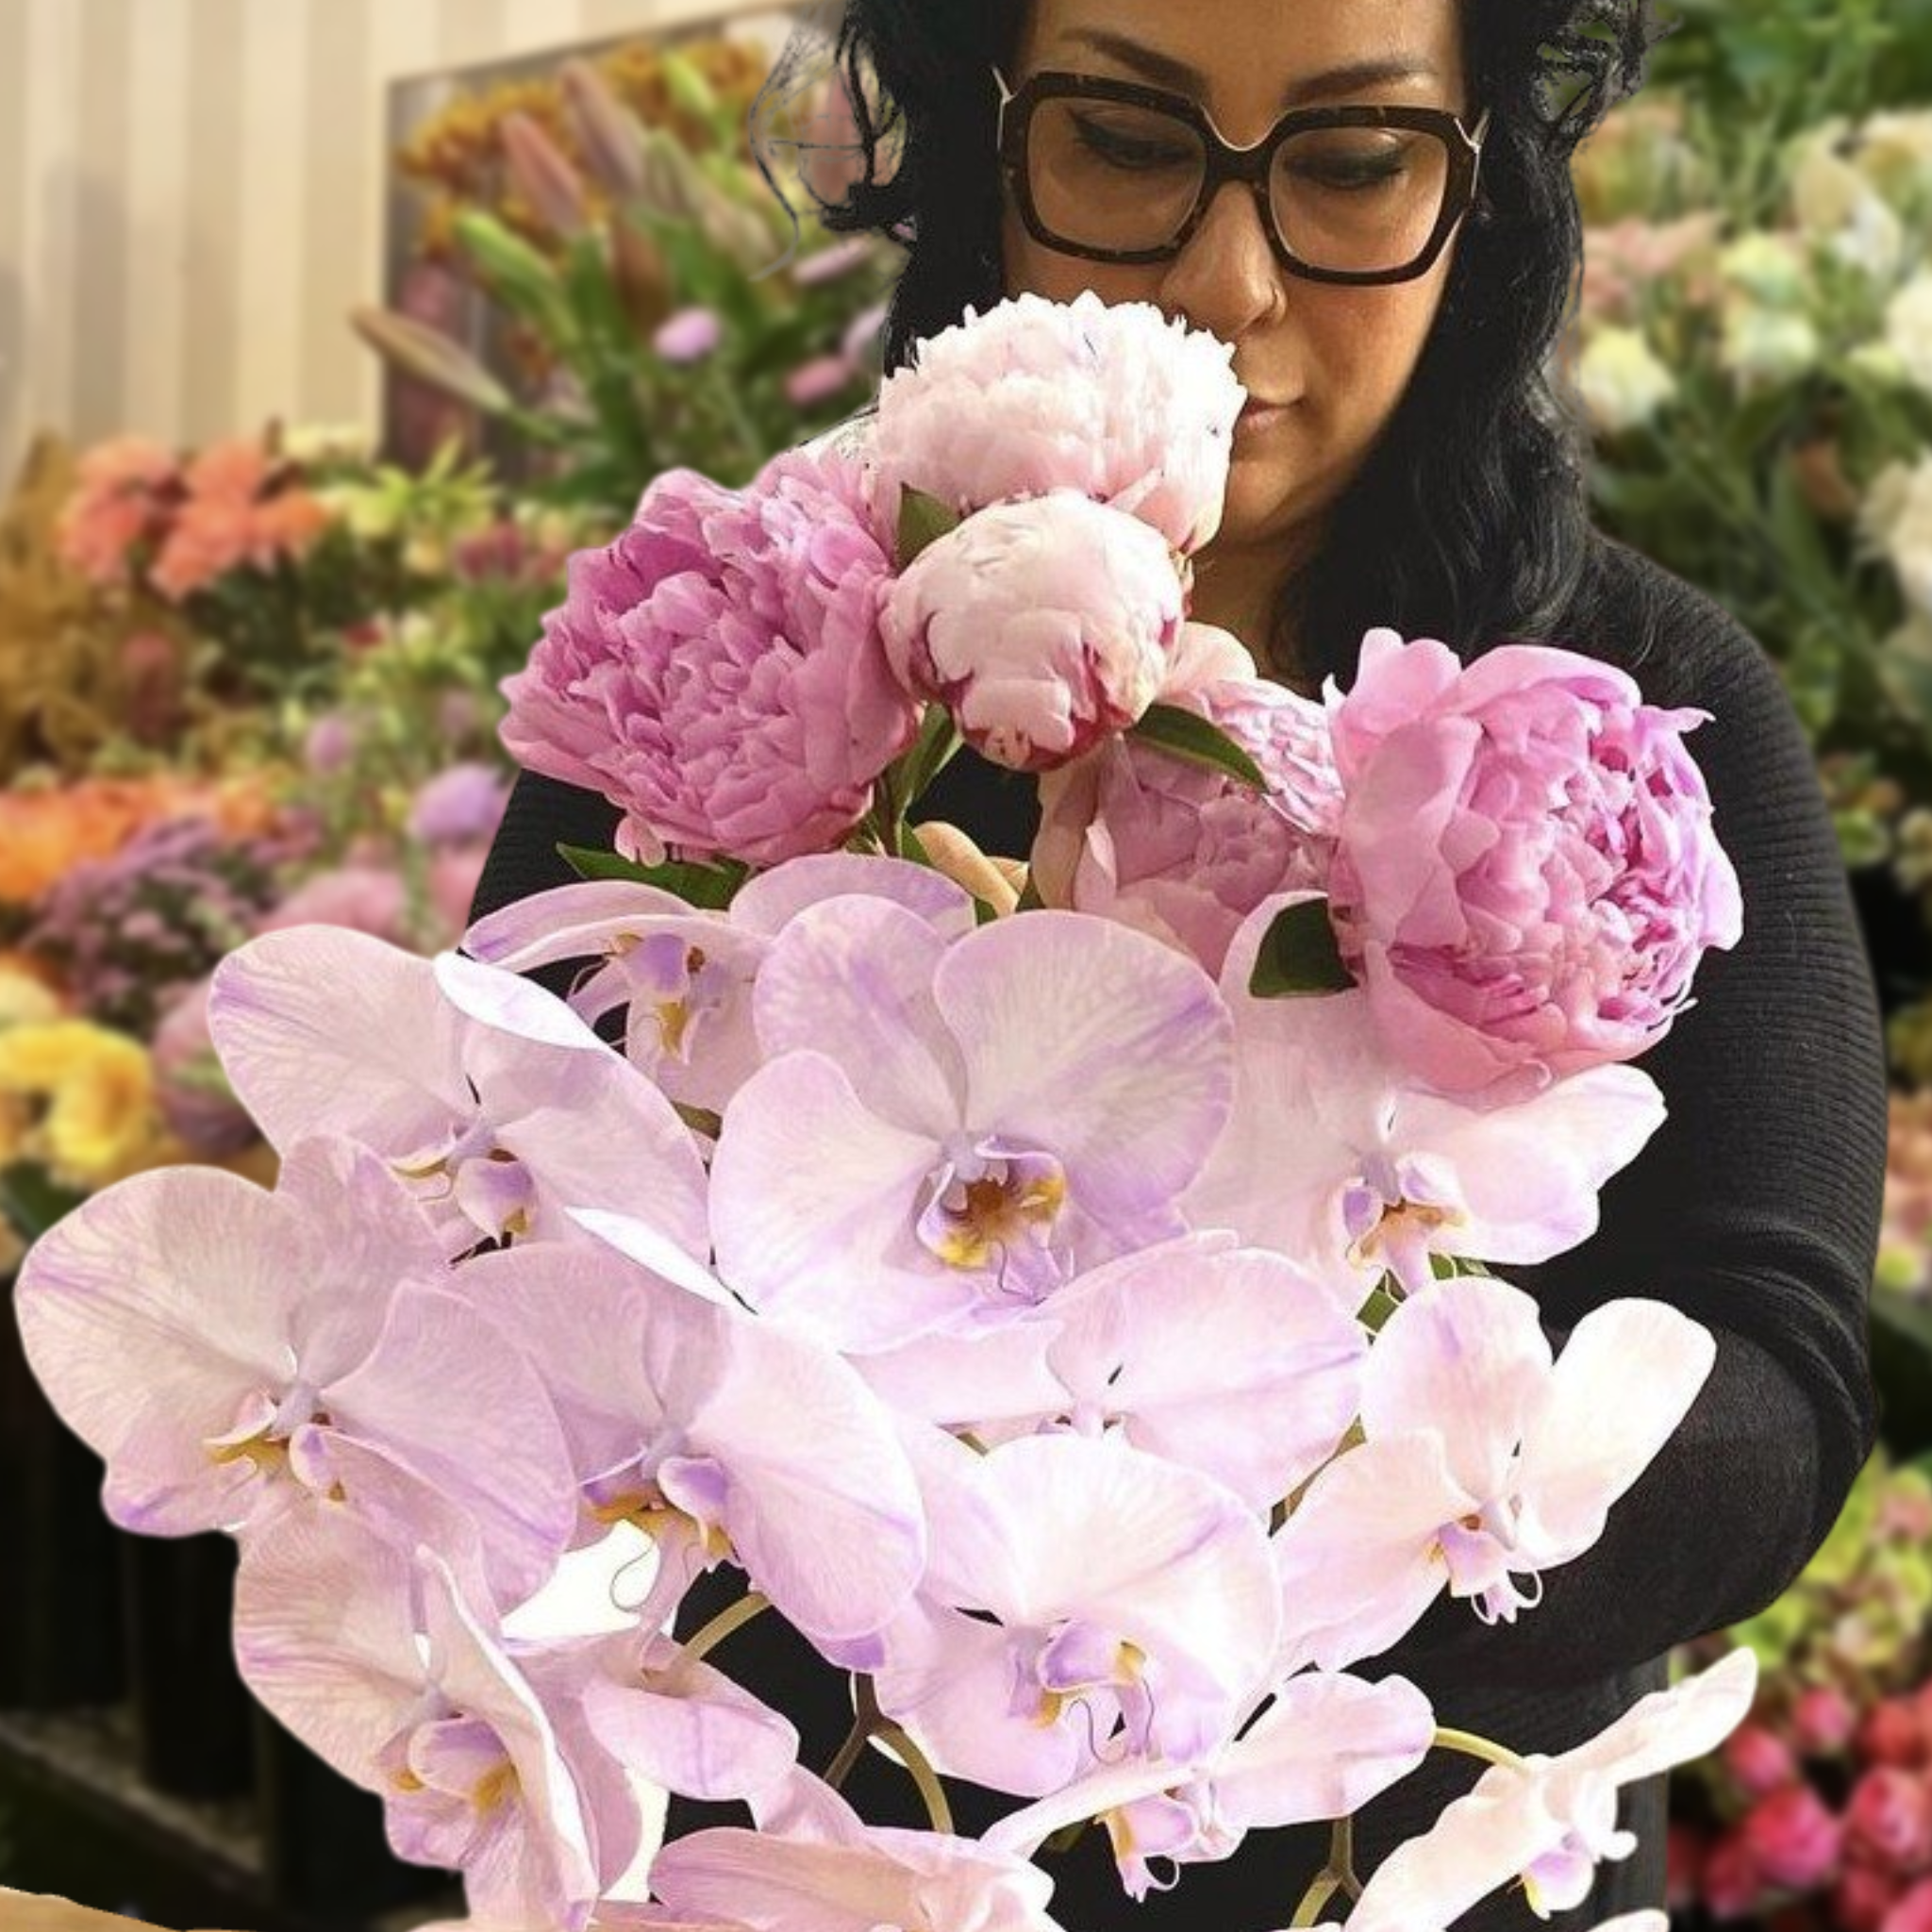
1700,1828,1765,1919
1032,621,1342,974
869,289,1243,556
1863,1701,1932,1773
1324,627,1743,1104
1887,1878,1932,1932
1845,1766,1932,1872
254,866,410,945
1724,1721,1800,1797
1741,1782,1844,1890
1795,1685,1860,1757
499,446,916,866
1840,1863,1909,1932
880,491,1184,774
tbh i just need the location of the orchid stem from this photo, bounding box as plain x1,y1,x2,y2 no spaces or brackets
1434,1725,1529,1773
874,1719,954,1834
680,1589,771,1668
1287,1818,1362,1927
822,1674,882,1792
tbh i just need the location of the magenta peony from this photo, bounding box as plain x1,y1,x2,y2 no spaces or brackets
1740,1782,1844,1890
1324,627,1743,1104
1032,622,1342,975
1844,1765,1932,1871
499,447,917,866
880,491,1184,774
868,290,1243,556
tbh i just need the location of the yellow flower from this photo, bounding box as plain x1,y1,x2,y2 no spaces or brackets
0,1021,164,1191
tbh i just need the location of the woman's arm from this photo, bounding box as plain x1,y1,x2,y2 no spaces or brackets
1392,568,1888,1690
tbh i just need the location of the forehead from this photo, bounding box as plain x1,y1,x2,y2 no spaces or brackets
1015,0,1465,106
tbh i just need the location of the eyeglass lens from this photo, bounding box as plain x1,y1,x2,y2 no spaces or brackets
1025,98,1455,273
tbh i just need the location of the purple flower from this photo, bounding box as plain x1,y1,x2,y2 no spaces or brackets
408,761,510,847
499,446,917,867
653,306,723,364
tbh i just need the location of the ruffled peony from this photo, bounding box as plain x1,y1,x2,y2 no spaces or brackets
880,491,1185,773
868,290,1243,556
499,446,916,866
1324,627,1742,1103
1032,622,1342,974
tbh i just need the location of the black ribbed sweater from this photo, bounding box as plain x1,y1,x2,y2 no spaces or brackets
467,529,1887,1931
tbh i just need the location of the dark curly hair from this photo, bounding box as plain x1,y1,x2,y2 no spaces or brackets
751,0,1677,691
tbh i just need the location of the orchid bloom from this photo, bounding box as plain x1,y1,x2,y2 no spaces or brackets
14,1134,575,1610
1183,894,1667,1305
865,1428,1278,1796
709,900,1234,1353
207,924,708,1263
1273,1275,1716,1675
234,1505,620,1932
453,1240,926,1647
1334,1650,1757,1929
461,854,979,1118
985,1667,1433,1900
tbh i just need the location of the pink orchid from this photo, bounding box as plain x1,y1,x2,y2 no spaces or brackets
983,1668,1435,1901
1272,1274,1716,1676
1184,894,1668,1305
1334,1650,1757,1929
453,1241,927,1646
865,1429,1278,1796
462,853,977,1119
234,1507,615,1932
206,925,708,1264
708,899,1234,1353
14,1134,575,1610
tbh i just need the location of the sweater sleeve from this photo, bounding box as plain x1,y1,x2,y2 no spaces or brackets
1391,570,1888,1691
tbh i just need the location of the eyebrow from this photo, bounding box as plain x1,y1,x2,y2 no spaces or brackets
1059,27,1441,107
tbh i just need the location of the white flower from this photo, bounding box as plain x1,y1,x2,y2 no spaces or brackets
1719,301,1822,389
1857,108,1932,206
1576,326,1678,436
1718,231,1810,308
1793,132,1907,281
1858,457,1932,619
1884,273,1932,396
281,421,374,466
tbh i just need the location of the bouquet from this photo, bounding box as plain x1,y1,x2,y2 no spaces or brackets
14,291,1751,1932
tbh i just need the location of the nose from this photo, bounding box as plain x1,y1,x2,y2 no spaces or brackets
1157,177,1289,342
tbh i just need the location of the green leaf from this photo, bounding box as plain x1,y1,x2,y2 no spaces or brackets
0,1162,86,1248
1129,703,1268,791
557,841,747,908
897,705,964,810
1247,897,1356,998
896,485,961,570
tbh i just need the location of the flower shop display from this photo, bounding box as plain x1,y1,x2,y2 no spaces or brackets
12,292,1760,1932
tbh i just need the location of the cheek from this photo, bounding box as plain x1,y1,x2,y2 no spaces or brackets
1300,281,1447,423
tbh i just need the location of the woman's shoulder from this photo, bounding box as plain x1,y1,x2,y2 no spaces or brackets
1552,528,1776,712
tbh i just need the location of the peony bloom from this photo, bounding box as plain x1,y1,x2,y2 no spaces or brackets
880,491,1185,773
499,446,916,867
1324,628,1743,1104
1740,1782,1843,1890
868,289,1243,556
1032,621,1341,974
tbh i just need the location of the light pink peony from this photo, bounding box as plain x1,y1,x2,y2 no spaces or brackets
1324,627,1743,1104
499,446,917,866
1032,622,1341,974
880,491,1185,774
868,290,1243,556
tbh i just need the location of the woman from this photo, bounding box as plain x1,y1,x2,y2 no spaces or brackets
471,2,1888,1924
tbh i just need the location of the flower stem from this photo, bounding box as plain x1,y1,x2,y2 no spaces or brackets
874,1718,954,1834
822,1674,882,1791
680,1589,771,1668
1434,1724,1529,1773
1287,1817,1361,1926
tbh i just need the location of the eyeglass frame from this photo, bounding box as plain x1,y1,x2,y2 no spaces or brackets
991,65,1494,287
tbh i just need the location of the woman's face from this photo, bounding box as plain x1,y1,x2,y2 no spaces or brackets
1000,0,1471,564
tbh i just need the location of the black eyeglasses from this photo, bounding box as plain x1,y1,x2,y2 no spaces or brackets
993,66,1491,287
